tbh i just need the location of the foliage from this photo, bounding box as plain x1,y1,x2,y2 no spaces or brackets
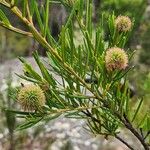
0,0,149,150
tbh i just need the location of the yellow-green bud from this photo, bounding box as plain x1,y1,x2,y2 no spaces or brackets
18,84,46,111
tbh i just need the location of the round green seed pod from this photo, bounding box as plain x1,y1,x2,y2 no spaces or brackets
18,84,46,111
115,16,132,32
105,47,128,72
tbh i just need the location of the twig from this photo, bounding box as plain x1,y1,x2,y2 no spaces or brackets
115,135,135,150
0,22,33,37
140,128,144,139
121,114,149,150
0,1,11,8
144,131,150,140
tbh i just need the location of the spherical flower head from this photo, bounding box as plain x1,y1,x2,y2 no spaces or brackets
115,16,132,32
18,84,46,111
105,47,128,72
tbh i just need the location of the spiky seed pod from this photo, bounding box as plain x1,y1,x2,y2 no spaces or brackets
105,47,128,72
115,16,132,32
18,84,46,111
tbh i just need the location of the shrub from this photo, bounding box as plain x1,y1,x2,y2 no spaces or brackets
0,1,149,150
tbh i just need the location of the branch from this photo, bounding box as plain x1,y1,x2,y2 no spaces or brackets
117,113,150,150
144,131,150,140
47,105,101,114
0,21,33,37
115,135,135,150
5,105,101,117
0,1,11,8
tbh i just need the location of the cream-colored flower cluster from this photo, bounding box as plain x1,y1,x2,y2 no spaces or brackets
115,16,132,32
105,47,128,72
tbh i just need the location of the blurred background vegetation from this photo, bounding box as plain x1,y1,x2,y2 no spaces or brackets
0,0,150,149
